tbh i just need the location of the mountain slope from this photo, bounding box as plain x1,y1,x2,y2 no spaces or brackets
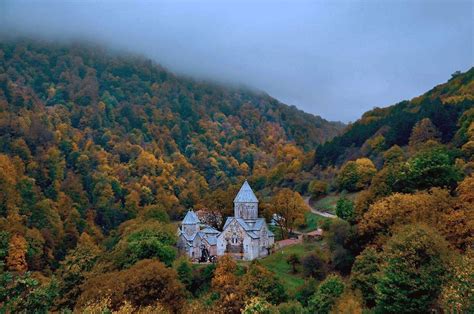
315,68,474,166
0,39,342,235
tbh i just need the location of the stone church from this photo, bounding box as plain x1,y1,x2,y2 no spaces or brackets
178,180,274,261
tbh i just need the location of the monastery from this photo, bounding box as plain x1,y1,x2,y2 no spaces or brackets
177,180,274,260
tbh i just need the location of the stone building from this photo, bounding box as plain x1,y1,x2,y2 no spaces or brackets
178,180,274,261
177,210,220,260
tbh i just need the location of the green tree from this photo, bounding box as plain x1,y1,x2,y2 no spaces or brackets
120,227,177,267
375,224,451,313
336,161,359,192
56,233,102,309
308,274,345,314
350,246,380,307
395,146,462,192
0,231,11,262
276,301,304,314
286,254,300,274
176,258,193,290
326,219,356,275
0,271,58,313
295,278,318,307
301,251,327,280
335,197,355,222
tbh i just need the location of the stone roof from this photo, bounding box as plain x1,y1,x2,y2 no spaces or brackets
223,217,267,232
179,227,219,245
234,180,258,203
202,234,218,245
201,227,220,234
182,210,200,225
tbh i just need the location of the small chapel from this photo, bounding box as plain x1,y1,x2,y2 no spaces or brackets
177,180,274,261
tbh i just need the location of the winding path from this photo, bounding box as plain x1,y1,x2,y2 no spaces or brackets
274,196,334,250
304,197,337,219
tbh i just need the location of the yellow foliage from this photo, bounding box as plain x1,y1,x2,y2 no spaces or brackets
212,255,238,294
438,250,474,313
331,291,364,314
135,150,159,175
457,174,474,204
359,188,473,250
270,189,307,238
461,140,474,158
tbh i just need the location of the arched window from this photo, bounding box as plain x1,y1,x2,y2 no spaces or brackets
232,232,238,244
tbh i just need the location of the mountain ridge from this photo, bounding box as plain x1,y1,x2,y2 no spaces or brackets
315,67,473,166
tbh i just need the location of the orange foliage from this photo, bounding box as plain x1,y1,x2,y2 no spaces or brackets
6,233,28,273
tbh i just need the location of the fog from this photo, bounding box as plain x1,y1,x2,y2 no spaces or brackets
1,0,472,122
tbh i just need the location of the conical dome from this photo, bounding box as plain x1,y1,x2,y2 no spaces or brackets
234,180,258,203
182,210,200,225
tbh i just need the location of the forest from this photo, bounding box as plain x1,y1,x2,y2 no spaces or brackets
0,39,472,313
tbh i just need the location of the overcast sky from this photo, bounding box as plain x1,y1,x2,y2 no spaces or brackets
1,0,473,122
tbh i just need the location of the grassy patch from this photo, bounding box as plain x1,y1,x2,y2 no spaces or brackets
312,192,359,214
298,212,329,233
259,242,320,293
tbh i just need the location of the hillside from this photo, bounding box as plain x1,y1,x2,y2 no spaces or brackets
315,68,473,166
0,39,342,230
1,39,473,314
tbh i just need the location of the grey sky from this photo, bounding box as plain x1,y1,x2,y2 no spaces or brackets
1,0,473,122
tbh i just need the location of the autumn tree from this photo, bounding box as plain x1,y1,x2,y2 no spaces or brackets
408,118,441,148
6,234,28,273
241,297,274,314
382,145,405,166
202,186,239,229
308,180,328,199
0,154,21,217
270,189,307,239
337,158,376,192
331,291,363,314
276,301,304,314
76,259,185,312
239,262,287,304
211,255,243,313
438,250,474,313
358,188,471,250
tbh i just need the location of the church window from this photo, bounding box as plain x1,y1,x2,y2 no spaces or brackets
232,232,238,244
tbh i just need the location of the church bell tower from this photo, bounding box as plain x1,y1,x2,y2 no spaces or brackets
233,180,259,219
